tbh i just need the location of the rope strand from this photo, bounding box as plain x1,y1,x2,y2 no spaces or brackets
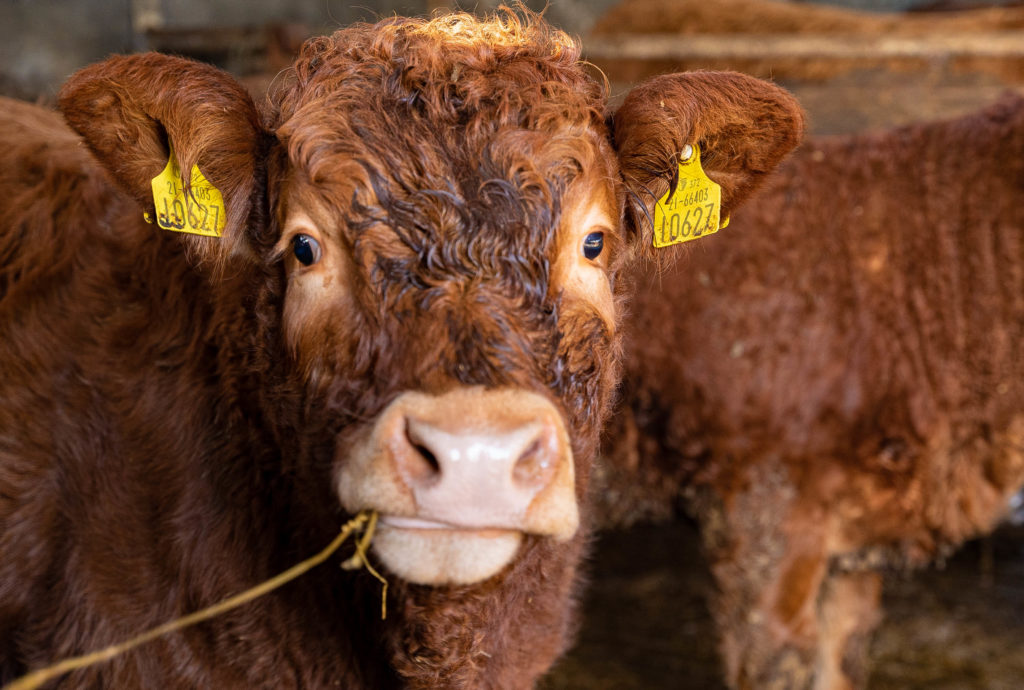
4,511,385,690
341,509,389,619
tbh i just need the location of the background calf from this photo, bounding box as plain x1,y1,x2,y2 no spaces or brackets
603,94,1024,689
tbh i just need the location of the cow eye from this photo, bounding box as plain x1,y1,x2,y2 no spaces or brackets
582,232,604,261
292,234,322,266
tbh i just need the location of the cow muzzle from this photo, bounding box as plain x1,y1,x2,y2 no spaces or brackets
336,387,579,585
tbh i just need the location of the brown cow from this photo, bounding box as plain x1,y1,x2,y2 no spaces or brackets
603,94,1024,689
0,9,803,688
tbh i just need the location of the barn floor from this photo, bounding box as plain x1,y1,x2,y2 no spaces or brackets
543,520,1024,689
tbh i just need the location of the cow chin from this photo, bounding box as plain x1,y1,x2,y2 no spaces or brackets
371,522,524,585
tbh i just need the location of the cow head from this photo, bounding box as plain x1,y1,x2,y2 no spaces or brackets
59,11,802,591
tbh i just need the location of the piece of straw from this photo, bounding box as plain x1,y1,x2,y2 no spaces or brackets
341,509,389,619
5,510,385,690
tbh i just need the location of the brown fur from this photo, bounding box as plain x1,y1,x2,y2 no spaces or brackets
0,8,803,689
602,95,1024,688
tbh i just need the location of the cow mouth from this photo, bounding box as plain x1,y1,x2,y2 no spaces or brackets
369,514,525,586
337,387,580,586
377,514,519,534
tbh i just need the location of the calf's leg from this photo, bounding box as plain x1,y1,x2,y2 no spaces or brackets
699,464,882,690
814,570,882,690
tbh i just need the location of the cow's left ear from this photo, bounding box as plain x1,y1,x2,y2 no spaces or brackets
612,70,805,261
59,53,271,266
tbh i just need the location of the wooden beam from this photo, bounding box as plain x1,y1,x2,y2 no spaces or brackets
584,32,1024,62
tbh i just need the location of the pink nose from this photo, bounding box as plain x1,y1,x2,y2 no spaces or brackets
394,415,561,526
339,388,578,540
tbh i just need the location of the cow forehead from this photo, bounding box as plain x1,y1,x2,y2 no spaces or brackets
271,13,608,206
271,15,618,288
273,14,601,131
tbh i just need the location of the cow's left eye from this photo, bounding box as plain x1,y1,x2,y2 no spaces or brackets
292,234,322,266
582,232,604,261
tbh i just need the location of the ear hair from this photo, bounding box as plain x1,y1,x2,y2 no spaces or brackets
59,53,273,267
613,70,805,262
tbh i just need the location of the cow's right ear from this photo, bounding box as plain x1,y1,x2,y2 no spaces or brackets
612,70,805,264
59,53,271,265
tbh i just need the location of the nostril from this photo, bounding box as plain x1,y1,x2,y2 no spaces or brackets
411,441,441,475
512,434,557,489
404,419,441,482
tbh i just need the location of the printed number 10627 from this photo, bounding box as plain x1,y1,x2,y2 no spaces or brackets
656,202,717,245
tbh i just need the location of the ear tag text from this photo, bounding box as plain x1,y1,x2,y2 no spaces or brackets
652,142,728,248
150,145,227,237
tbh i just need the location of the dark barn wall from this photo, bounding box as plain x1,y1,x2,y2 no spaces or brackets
0,1,439,100
0,1,133,101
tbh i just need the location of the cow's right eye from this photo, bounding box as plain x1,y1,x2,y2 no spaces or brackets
292,234,322,266
582,232,604,261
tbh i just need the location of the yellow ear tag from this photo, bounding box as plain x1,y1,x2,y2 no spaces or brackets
652,142,725,248
150,145,227,237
